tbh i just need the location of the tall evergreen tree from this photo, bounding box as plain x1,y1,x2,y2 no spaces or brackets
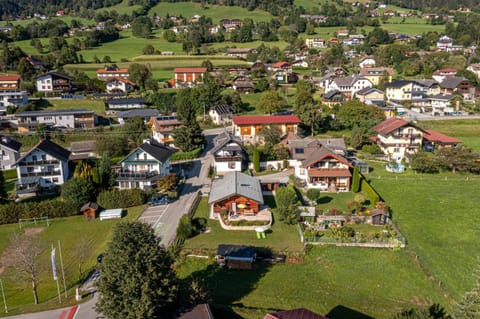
96,222,178,319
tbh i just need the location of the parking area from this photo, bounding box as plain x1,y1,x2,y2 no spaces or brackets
138,204,168,229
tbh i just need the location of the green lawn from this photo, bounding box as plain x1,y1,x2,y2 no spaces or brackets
368,161,480,299
36,99,106,115
97,0,142,15
183,196,304,253
0,205,145,315
418,119,480,152
177,246,446,319
148,2,273,23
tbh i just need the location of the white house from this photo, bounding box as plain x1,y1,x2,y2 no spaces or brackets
359,56,376,68
15,139,71,196
116,139,176,190
430,94,455,116
325,75,373,99
209,131,247,174
106,78,136,94
209,105,233,125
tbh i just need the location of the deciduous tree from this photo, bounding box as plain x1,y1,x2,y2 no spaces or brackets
258,89,285,114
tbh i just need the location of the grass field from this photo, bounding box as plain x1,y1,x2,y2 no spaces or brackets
368,161,480,299
418,119,480,151
148,2,273,23
97,0,142,15
64,55,249,81
35,99,106,115
0,205,145,315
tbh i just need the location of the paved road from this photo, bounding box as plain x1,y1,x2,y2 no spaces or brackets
402,109,480,121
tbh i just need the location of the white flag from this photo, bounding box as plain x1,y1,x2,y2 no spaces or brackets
51,248,58,281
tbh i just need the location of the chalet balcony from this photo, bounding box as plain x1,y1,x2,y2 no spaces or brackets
214,155,243,162
391,134,422,139
21,171,61,177
116,171,159,181
18,160,60,166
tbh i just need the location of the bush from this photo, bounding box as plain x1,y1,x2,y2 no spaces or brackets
306,188,321,202
97,189,147,209
351,166,361,193
253,147,260,172
361,143,383,154
0,199,78,225
3,169,17,180
177,215,194,239
170,148,202,161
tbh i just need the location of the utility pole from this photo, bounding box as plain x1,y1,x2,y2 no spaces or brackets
58,240,68,298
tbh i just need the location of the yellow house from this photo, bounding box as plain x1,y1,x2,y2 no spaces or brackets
232,115,301,144
359,67,393,85
385,80,413,101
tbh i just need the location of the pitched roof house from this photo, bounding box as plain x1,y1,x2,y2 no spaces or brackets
208,171,263,216
0,135,21,169
325,75,373,99
439,77,473,98
35,72,72,94
371,118,424,162
173,67,207,88
0,74,21,90
149,115,183,146
209,131,247,174
209,105,233,125
116,139,175,190
15,139,71,196
117,108,159,125
359,67,393,85
232,115,301,144
69,140,97,161
96,67,129,81
385,80,414,101
106,78,136,94
179,304,214,319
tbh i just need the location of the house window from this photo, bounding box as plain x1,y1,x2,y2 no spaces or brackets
295,148,304,154
393,148,400,153
228,162,235,169
42,154,46,160
144,154,147,160
32,155,37,161
52,178,58,183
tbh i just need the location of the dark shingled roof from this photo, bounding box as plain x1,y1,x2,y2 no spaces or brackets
179,304,214,319
117,108,159,119
17,139,71,164
384,80,412,88
301,146,351,168
0,136,21,152
210,131,244,155
137,139,176,163
439,76,469,90
216,244,255,259
211,104,233,115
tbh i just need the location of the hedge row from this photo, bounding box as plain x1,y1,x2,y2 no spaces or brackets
0,199,78,225
3,169,17,180
170,148,202,161
360,178,381,205
97,189,147,209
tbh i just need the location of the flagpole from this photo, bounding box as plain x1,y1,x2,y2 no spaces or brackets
52,243,61,304
0,277,8,313
58,240,68,298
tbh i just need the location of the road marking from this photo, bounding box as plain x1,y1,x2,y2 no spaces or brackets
155,222,164,230
72,305,80,319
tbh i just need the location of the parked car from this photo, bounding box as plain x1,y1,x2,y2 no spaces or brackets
150,195,170,206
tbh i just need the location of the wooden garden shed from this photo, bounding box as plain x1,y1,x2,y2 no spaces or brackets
216,244,256,270
80,202,99,220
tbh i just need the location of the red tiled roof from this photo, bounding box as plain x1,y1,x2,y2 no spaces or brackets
97,68,129,74
173,67,207,73
233,115,301,125
372,117,422,135
423,130,462,144
0,75,21,81
308,169,351,177
108,77,136,86
272,62,290,68
433,68,457,75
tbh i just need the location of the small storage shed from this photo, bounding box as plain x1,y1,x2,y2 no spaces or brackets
80,202,99,220
370,209,388,225
216,244,256,270
99,209,124,221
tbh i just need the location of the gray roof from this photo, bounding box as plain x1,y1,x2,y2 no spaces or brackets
356,87,383,95
117,108,159,119
36,72,72,80
16,109,94,117
323,90,342,99
0,136,21,152
137,139,176,163
412,79,438,88
208,171,263,205
385,80,412,88
431,93,455,101
210,131,244,155
70,140,96,153
440,77,469,89
334,75,367,87
211,104,233,115
17,139,70,164
106,98,146,106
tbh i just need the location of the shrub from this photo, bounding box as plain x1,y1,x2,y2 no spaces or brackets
361,143,383,154
306,188,321,202
170,148,202,161
177,215,194,239
328,208,342,216
253,147,260,172
354,194,366,205
97,189,147,209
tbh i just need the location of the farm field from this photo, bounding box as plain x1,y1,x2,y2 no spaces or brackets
419,119,480,151
148,2,274,23
0,205,145,316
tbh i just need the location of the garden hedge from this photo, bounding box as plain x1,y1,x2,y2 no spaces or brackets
0,199,78,225
97,189,147,209
170,148,202,161
351,166,360,193
360,178,381,205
